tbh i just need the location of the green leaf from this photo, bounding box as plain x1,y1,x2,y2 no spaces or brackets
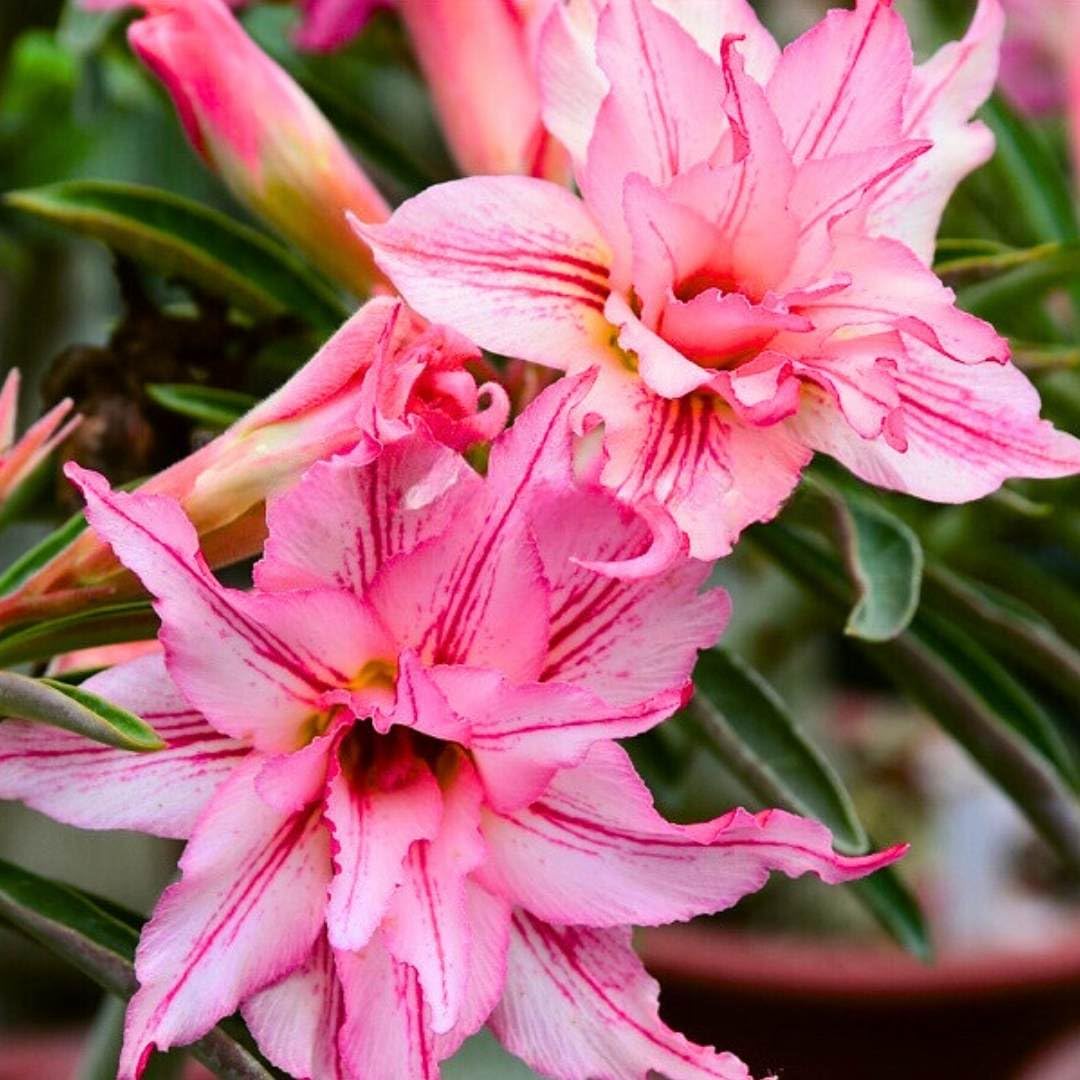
0,602,159,667
753,522,1080,867
847,863,931,963
980,96,1080,247
0,671,164,751
689,648,867,854
819,482,923,642
937,240,1068,287
4,181,347,330
0,859,287,1080
0,506,88,597
955,241,1080,322
923,566,1080,705
146,383,257,429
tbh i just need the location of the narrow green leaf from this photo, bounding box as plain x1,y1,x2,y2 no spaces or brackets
937,240,1067,287
980,95,1079,246
689,649,867,854
1009,340,1080,372
847,863,931,963
753,522,1080,866
4,181,348,330
923,566,1080,705
821,484,923,642
0,671,163,751
146,383,257,429
0,602,159,667
956,241,1080,321
0,506,87,597
0,859,286,1080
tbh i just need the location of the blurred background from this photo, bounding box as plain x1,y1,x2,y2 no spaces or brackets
1,1,1079,1077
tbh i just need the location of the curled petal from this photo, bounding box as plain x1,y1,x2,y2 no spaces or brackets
480,740,905,927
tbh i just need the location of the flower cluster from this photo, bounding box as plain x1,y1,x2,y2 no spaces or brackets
1,1,1078,1079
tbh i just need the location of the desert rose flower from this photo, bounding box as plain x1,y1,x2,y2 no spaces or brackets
123,0,390,295
0,375,904,1079
0,369,80,516
360,0,1080,560
0,298,507,625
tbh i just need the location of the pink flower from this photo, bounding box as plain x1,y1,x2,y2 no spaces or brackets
0,369,80,515
0,374,903,1079
360,0,1080,560
294,0,392,52
0,299,507,626
124,0,390,294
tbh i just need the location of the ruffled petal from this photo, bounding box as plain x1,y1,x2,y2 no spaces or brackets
118,755,331,1077
480,740,905,927
490,914,755,1080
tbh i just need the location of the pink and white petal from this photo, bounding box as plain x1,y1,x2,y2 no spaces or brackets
865,0,1004,263
335,935,439,1080
711,352,803,428
537,0,607,171
256,432,480,593
0,653,246,839
529,484,729,705
597,373,810,559
810,229,1008,365
430,666,684,813
294,0,385,52
356,177,615,372
656,0,780,84
480,740,905,928
583,0,729,264
659,290,810,370
324,733,443,952
490,915,754,1080
255,725,339,814
434,880,511,1060
788,141,931,259
767,0,911,165
242,933,346,1080
383,753,486,1034
118,755,331,1078
794,339,1080,501
608,294,715,398
67,462,390,752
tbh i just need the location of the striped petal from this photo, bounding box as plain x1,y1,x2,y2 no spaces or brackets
256,433,480,594
382,753,486,1034
480,740,906,927
357,176,615,372
67,465,391,752
118,755,331,1078
0,653,246,839
324,733,443,952
767,0,911,165
242,933,346,1080
490,914,754,1080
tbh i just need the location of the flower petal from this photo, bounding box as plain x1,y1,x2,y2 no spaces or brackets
356,177,615,372
0,653,246,839
481,740,905,928
241,933,346,1080
66,465,390,752
383,753,486,1034
118,755,331,1077
794,338,1080,500
865,0,1004,264
655,0,780,83
530,484,729,706
767,0,912,165
255,433,480,594
324,733,443,952
597,372,811,558
335,935,439,1080
490,914,754,1080
583,0,729,267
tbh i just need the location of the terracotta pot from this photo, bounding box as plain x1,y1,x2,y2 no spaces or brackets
640,926,1080,1080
